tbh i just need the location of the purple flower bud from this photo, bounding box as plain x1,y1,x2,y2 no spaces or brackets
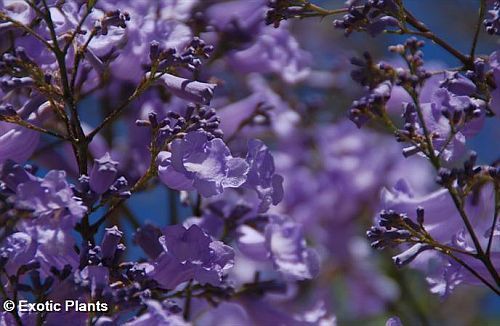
0,77,34,92
158,74,216,105
440,71,476,96
101,226,123,262
89,153,119,194
386,316,403,326
392,243,432,267
134,224,163,259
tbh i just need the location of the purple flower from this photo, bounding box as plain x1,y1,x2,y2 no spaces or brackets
378,181,497,295
0,231,37,275
217,75,300,138
417,89,485,161
484,1,500,35
134,224,164,259
157,131,248,197
386,316,403,326
244,139,284,212
148,224,234,289
156,74,217,105
89,152,119,194
228,24,311,84
440,71,476,96
489,50,500,115
0,1,35,25
101,225,123,263
265,214,320,280
0,122,39,164
78,265,110,297
15,170,87,228
206,0,266,35
124,300,187,326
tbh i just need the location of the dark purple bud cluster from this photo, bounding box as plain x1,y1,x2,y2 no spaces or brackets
333,0,401,37
0,104,17,119
136,105,223,145
367,208,432,266
436,152,482,188
95,10,131,35
73,158,130,206
0,47,36,76
0,76,34,92
349,38,435,128
486,163,500,183
348,52,396,127
149,37,214,72
80,226,124,268
463,58,498,116
484,0,500,35
388,38,430,89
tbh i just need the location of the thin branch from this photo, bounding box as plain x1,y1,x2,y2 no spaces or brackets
403,8,471,67
1,118,70,140
0,13,53,50
470,0,486,59
86,77,153,142
486,183,499,256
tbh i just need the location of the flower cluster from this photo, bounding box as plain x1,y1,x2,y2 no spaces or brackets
0,0,498,324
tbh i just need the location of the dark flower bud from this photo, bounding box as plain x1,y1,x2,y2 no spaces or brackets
416,206,425,225
392,243,432,267
149,41,161,61
101,225,123,263
90,153,119,194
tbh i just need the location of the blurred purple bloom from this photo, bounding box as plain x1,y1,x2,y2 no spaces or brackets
386,316,403,326
265,214,319,280
0,122,39,164
218,75,300,137
489,50,500,115
124,300,187,326
148,224,234,289
244,139,284,212
228,25,311,83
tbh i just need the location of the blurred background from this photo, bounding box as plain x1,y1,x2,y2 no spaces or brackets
70,1,499,324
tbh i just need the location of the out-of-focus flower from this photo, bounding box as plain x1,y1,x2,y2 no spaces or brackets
228,24,311,83
124,300,187,326
147,224,234,289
